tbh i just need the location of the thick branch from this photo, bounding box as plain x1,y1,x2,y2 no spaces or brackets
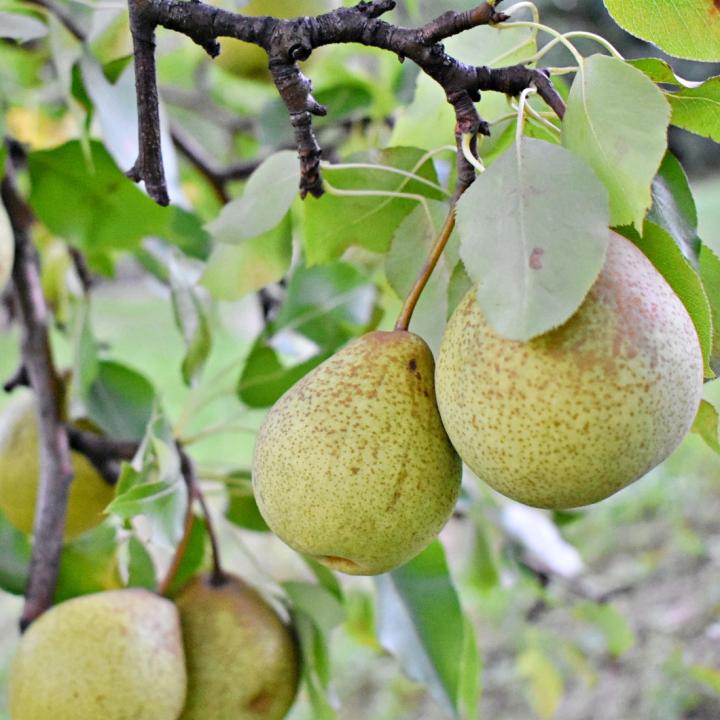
1,170,73,631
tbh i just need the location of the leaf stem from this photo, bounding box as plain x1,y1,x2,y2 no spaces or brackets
394,207,456,332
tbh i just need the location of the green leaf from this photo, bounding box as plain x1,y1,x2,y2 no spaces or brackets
85,361,156,441
374,540,465,716
166,518,207,596
126,534,157,590
285,581,346,720
517,647,564,720
207,150,300,242
667,76,720,143
201,214,292,300
225,474,269,532
54,524,119,602
237,342,329,409
691,400,720,454
0,11,47,42
699,245,720,375
626,221,713,378
648,152,701,267
0,509,31,595
303,147,446,264
575,601,636,657
467,521,499,592
603,0,720,61
688,665,720,694
169,257,212,386
386,201,455,351
447,262,472,318
302,556,343,602
562,55,670,229
457,138,609,341
457,615,482,720
28,141,169,256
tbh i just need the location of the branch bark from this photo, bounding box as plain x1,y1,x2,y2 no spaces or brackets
1,167,73,631
125,0,565,203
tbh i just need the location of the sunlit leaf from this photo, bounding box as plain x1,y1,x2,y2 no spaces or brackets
691,400,720,454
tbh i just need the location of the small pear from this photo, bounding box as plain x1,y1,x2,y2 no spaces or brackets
252,330,461,575
0,391,114,538
9,589,187,720
176,574,299,720
435,231,704,508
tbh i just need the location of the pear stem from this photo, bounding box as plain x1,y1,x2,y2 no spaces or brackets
394,207,457,332
158,447,226,596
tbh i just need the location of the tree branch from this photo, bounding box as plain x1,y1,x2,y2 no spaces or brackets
1,165,73,631
124,0,564,203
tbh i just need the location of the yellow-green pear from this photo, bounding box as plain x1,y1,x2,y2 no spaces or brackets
0,391,114,538
252,330,462,575
9,589,187,720
176,574,299,720
436,231,704,509
217,0,336,80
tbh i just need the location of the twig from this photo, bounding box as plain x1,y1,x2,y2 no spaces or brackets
25,0,85,41
1,167,73,631
65,426,138,486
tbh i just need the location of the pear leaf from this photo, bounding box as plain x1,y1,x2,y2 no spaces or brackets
691,400,720,454
457,138,609,341
374,540,467,717
603,1,720,61
562,55,670,229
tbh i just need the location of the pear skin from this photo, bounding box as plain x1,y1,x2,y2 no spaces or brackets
252,330,461,575
0,391,114,538
436,231,704,508
9,589,187,720
177,574,299,720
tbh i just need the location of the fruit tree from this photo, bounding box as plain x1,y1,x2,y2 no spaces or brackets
1,0,720,717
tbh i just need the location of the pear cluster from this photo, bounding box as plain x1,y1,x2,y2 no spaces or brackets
9,576,300,720
253,231,704,571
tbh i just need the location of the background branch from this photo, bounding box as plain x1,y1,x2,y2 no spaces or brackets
1,164,73,631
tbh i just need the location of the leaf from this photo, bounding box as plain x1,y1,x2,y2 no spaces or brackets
374,540,466,716
285,581,346,720
303,147,446,264
207,151,300,242
691,400,720,454
457,138,609,341
562,55,670,229
0,11,47,42
386,201,455,351
201,214,292,300
625,221,713,377
457,615,482,720
54,524,119,602
575,601,636,657
667,76,720,143
166,518,207,596
169,257,212,386
225,473,269,532
689,665,720,693
28,141,169,256
699,245,720,375
126,534,157,590
85,361,156,441
648,152,701,267
603,0,720,61
0,509,31,595
517,647,564,720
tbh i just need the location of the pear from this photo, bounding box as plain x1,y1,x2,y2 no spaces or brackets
176,574,299,720
252,330,461,575
436,231,704,509
0,391,114,538
217,0,336,80
9,589,187,720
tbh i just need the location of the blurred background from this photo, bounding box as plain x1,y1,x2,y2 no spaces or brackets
1,0,719,718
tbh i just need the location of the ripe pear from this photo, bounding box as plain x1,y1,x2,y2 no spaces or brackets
217,0,336,80
252,330,462,575
436,230,704,509
176,574,299,720
0,391,114,538
9,589,187,720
